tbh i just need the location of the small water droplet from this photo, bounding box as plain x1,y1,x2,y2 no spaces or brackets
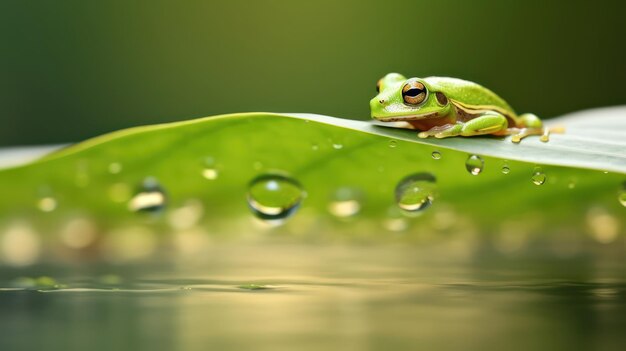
128,177,167,212
253,161,263,171
311,143,319,151
568,180,576,189
501,165,510,174
108,162,123,174
395,173,437,213
531,169,546,185
332,143,343,150
247,174,304,223
431,151,441,160
202,168,219,180
37,197,57,212
388,140,397,148
465,155,484,175
328,187,362,218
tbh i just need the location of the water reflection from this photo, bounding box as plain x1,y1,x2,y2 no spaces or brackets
1,245,625,351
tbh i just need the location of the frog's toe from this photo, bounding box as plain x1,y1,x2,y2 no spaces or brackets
417,132,431,139
510,128,544,143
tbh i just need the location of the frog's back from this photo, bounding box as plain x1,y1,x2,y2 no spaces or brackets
424,77,516,114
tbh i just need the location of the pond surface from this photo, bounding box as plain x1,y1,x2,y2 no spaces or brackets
1,243,625,351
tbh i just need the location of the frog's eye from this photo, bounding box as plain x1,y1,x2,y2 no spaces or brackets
402,80,427,105
376,79,382,93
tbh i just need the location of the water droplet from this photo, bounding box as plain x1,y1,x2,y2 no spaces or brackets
619,183,626,207
253,161,263,171
128,177,167,212
388,140,397,148
202,168,219,180
568,180,576,189
108,162,123,174
531,169,546,185
501,165,510,174
465,155,484,175
395,173,437,213
332,143,343,150
328,187,362,218
311,143,319,151
247,174,304,223
431,151,441,160
37,197,57,212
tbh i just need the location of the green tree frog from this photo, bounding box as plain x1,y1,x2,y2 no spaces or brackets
370,73,558,143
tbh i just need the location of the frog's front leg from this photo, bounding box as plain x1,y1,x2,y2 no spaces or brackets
417,113,507,139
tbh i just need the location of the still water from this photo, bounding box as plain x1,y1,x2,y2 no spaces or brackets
1,243,625,351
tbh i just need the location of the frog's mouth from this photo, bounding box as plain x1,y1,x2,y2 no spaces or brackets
374,111,440,122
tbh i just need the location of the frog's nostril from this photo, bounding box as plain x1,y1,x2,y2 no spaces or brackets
379,99,386,104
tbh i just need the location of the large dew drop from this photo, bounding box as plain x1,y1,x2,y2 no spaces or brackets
128,177,167,212
395,173,437,214
465,155,484,175
247,174,304,223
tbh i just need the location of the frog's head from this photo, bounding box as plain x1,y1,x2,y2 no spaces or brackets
370,73,450,122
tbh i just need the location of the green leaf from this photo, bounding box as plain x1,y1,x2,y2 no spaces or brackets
0,106,623,246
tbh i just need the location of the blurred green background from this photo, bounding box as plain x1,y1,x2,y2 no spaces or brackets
1,0,624,146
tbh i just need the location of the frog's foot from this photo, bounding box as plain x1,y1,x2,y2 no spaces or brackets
545,125,566,141
509,128,545,143
508,113,565,143
509,126,565,143
417,123,463,139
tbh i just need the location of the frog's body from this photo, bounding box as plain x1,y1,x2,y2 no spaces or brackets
370,73,553,143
